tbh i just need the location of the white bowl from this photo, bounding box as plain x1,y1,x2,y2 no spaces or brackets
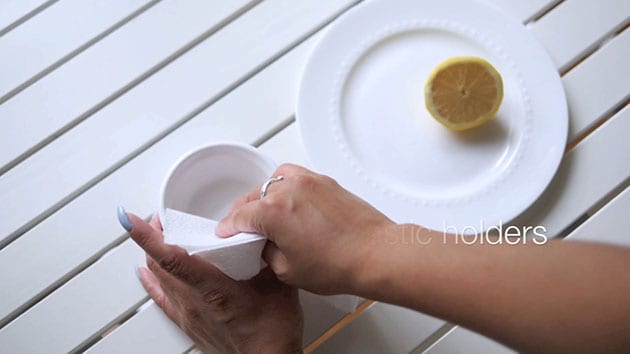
158,142,277,280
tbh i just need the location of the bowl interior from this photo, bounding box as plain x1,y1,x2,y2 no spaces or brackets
163,145,274,221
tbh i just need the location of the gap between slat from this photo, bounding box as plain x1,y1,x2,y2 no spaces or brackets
565,98,630,153
557,178,630,239
411,107,629,352
0,0,162,106
312,0,630,353
387,19,630,354
0,0,263,178
62,112,319,351
0,0,361,250
0,105,296,329
303,300,375,353
559,20,630,76
224,8,630,353
526,0,564,24
0,0,59,38
413,107,629,353
411,323,457,353
70,292,149,353
3,0,622,351
0,2,365,349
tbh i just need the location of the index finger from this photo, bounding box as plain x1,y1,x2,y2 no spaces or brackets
122,210,223,288
215,199,271,239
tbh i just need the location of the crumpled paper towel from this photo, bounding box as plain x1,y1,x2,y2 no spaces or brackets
163,208,266,280
162,207,360,313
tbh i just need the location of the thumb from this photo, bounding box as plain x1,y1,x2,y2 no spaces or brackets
215,200,274,241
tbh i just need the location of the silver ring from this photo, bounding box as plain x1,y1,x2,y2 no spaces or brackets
260,176,284,199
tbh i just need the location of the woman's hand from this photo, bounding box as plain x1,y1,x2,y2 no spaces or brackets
122,211,303,354
215,164,396,295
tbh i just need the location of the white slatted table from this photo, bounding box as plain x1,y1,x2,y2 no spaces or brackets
0,0,627,353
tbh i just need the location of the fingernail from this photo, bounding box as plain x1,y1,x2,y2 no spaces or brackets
117,206,133,231
134,265,141,280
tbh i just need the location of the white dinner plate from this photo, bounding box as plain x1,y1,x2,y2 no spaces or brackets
297,0,567,232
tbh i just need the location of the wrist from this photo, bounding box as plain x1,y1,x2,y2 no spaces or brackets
350,223,435,302
347,221,402,298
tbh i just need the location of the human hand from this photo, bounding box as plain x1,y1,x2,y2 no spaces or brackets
215,164,396,295
119,210,303,354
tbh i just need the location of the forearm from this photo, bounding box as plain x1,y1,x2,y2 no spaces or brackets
354,224,630,353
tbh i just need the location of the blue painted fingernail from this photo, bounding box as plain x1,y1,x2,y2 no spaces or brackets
117,206,133,231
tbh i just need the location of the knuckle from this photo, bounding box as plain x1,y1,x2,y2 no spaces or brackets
320,174,338,186
273,266,292,284
147,261,158,274
261,194,285,211
183,305,202,322
154,292,168,310
229,196,246,212
146,257,160,273
276,163,297,175
292,174,315,189
261,195,296,217
201,288,230,311
135,230,153,248
159,254,185,276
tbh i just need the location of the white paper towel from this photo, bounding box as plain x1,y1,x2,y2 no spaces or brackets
163,208,266,280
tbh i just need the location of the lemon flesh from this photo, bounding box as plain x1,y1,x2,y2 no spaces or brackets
425,57,503,131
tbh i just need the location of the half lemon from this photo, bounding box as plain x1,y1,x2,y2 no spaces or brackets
425,56,503,131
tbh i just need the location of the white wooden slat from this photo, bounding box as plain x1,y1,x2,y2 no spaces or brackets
0,66,356,350
86,301,193,354
263,124,473,353
86,303,194,354
253,7,630,353
0,0,358,245
313,302,443,354
1,0,628,352
563,28,630,140
0,37,316,352
429,177,630,354
279,25,630,354
83,101,350,354
0,0,152,99
425,327,514,354
235,122,364,344
251,4,630,350
0,0,49,32
299,291,358,346
0,9,361,349
426,200,630,353
530,0,630,71
513,105,630,238
88,289,350,353
0,0,253,171
259,124,448,353
415,110,630,354
259,123,310,168
0,240,147,353
483,0,559,23
566,187,630,246
310,84,630,353
0,32,314,324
